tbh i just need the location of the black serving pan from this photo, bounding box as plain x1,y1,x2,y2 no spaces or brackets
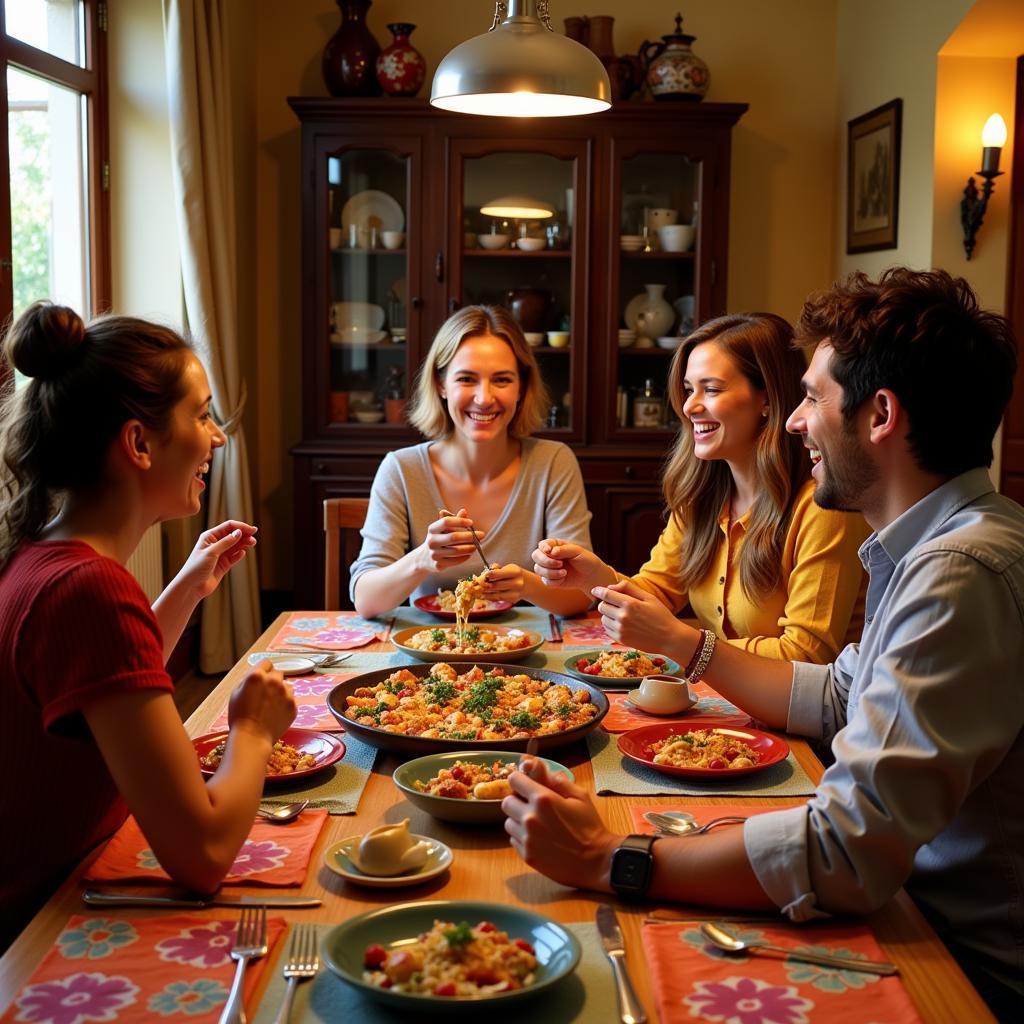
326,662,609,755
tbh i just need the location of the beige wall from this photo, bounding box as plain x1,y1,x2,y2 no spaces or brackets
253,0,842,590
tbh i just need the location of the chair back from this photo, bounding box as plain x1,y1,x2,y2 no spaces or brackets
323,497,370,610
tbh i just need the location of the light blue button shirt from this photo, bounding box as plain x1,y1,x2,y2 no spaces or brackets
744,468,1024,994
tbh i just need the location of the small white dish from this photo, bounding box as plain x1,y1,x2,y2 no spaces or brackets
524,331,545,347
515,236,546,252
478,234,509,250
246,653,317,677
324,834,453,888
657,336,683,350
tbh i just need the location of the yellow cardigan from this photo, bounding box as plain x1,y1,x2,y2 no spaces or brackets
629,479,869,664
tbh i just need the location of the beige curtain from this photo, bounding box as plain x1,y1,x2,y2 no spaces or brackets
163,0,259,671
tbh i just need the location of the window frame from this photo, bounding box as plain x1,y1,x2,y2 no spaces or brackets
0,0,111,329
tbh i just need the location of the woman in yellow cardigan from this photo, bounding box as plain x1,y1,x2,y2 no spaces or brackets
532,312,868,665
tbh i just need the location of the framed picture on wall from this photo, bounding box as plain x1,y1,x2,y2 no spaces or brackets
846,98,902,253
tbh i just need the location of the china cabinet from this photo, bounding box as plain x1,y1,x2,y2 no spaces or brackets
289,97,746,606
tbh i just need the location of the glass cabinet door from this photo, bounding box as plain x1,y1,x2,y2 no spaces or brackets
449,141,588,439
610,147,706,436
324,147,412,430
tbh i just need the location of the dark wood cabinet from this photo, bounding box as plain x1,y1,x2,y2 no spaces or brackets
289,97,746,607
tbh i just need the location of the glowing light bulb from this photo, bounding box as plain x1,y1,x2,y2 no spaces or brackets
981,113,1007,149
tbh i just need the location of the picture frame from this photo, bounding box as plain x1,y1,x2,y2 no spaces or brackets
846,98,902,253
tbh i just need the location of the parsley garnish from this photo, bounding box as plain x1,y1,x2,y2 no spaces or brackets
444,921,474,947
556,704,572,718
623,649,640,661
509,711,540,730
430,629,446,644
426,679,457,704
463,675,502,714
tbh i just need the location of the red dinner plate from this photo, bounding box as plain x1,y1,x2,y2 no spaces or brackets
413,594,514,620
194,727,346,785
617,723,789,779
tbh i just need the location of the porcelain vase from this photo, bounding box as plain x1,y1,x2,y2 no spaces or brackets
629,284,674,339
322,0,381,97
376,23,426,97
641,14,710,102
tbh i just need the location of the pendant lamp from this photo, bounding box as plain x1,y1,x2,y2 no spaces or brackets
430,0,612,118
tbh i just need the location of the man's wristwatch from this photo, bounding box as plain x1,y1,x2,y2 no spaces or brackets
609,834,658,897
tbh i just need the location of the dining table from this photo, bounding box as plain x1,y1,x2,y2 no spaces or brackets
0,607,997,1023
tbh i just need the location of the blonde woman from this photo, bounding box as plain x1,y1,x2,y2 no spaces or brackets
351,305,593,619
533,313,868,665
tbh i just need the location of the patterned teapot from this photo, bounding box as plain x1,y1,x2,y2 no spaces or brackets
641,13,710,102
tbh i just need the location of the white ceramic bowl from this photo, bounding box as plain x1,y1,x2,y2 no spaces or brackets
353,407,385,424
478,234,509,250
381,230,405,250
657,224,695,252
547,331,570,348
524,332,545,347
629,674,694,715
657,336,683,350
516,236,546,252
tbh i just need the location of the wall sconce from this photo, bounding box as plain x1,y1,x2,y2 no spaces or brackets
960,113,1007,260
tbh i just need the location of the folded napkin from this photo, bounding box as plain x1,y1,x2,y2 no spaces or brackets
256,734,378,814
210,671,352,733
252,921,616,1024
629,801,805,834
642,919,921,1023
85,812,328,887
587,730,818,798
1,914,285,1024
602,692,752,733
267,613,393,652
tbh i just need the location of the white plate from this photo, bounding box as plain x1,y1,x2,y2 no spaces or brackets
330,327,388,346
332,301,385,329
324,834,453,888
341,190,404,234
245,653,317,677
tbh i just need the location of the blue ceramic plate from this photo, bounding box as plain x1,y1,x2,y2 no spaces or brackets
393,749,575,824
321,900,582,1011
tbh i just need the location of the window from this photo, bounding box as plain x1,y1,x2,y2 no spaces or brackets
0,0,110,329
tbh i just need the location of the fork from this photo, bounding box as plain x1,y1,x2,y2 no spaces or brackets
219,905,268,1024
272,924,319,1023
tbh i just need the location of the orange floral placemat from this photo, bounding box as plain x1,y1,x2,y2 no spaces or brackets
0,914,285,1023
210,671,351,733
642,919,921,1024
266,612,392,651
84,812,328,887
602,682,752,733
629,801,804,835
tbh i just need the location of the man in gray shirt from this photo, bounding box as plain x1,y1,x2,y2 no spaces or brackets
505,268,1023,1019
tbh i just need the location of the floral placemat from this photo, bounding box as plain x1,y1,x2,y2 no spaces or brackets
210,670,353,733
601,685,751,733
84,812,328,887
0,914,286,1023
267,613,394,651
642,919,920,1023
587,730,818,797
252,921,614,1023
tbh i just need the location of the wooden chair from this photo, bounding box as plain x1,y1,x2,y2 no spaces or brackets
323,497,370,610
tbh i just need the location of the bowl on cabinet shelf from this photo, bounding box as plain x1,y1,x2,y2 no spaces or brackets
352,406,385,424
515,236,546,252
477,234,510,250
524,332,545,347
656,336,683,350
547,331,570,348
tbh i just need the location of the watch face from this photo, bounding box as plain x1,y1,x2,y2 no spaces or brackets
611,846,653,896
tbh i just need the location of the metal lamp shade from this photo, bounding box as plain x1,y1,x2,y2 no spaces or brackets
430,9,611,117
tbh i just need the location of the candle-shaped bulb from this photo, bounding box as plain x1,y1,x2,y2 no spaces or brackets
981,113,1007,149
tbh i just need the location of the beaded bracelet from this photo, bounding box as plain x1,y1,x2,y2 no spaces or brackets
685,628,717,685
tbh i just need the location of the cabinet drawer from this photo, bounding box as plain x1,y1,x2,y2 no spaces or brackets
579,458,662,484
304,455,384,482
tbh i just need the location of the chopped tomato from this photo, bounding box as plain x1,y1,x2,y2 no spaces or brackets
397,687,414,699
513,938,535,954
708,758,727,770
576,658,590,670
653,657,665,666
433,982,456,996
478,921,497,932
450,765,467,782
363,944,387,969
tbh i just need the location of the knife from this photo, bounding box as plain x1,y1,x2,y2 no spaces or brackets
596,903,647,1024
83,890,321,909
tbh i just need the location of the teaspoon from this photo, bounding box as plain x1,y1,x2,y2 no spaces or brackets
256,800,308,824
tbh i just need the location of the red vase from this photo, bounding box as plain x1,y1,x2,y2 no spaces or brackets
376,23,426,97
322,0,381,97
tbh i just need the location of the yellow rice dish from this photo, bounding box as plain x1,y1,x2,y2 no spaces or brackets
343,664,598,741
361,918,537,996
414,759,516,800
405,625,532,655
651,729,760,770
200,740,316,775
572,649,666,678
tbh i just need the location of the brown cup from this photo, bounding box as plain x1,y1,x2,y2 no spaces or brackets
330,391,349,423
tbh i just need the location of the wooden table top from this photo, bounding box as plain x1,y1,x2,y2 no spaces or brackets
0,612,995,1022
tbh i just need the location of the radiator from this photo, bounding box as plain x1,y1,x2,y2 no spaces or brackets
126,524,163,601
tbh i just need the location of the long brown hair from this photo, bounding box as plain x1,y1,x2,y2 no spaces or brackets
662,313,809,601
0,302,193,570
407,305,549,439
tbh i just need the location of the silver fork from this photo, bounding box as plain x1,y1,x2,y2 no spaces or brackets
272,924,320,1023
219,905,268,1024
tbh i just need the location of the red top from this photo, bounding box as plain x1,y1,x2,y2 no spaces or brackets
0,540,172,950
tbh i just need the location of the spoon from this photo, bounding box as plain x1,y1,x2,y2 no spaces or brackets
256,800,308,824
644,811,747,836
699,922,899,975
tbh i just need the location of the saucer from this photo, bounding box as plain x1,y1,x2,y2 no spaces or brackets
323,834,453,888
625,688,695,716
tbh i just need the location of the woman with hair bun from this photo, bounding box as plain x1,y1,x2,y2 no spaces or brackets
0,302,296,950
533,313,868,665
350,304,593,618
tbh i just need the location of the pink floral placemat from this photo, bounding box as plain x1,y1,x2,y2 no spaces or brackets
629,800,804,834
84,812,328,887
558,611,619,647
210,671,352,733
0,914,285,1024
267,613,393,651
642,919,920,1024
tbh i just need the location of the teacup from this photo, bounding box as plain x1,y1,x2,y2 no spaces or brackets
657,224,695,252
381,230,405,250
631,674,694,715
